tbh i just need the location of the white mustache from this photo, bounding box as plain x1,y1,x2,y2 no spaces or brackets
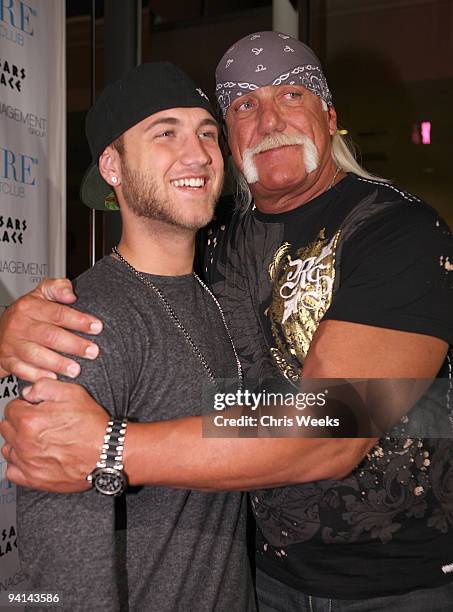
242,133,319,184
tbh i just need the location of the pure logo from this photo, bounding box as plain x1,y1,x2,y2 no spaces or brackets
0,57,26,92
0,0,37,47
0,215,27,244
0,146,38,197
0,0,36,35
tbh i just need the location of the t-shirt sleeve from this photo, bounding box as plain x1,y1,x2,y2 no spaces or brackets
323,202,453,344
56,287,137,420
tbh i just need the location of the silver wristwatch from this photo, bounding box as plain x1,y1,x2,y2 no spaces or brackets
87,418,128,496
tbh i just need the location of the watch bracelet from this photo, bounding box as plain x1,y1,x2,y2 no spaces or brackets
92,418,128,474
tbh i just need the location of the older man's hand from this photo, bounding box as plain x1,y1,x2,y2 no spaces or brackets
0,278,103,382
0,379,109,493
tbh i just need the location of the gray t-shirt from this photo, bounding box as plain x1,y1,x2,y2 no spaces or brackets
17,256,255,612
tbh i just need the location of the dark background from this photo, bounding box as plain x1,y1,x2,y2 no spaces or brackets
66,0,453,278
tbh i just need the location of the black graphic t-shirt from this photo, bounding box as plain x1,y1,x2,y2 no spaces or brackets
203,173,453,599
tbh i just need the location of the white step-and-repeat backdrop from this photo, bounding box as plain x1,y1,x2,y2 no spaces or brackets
0,0,66,594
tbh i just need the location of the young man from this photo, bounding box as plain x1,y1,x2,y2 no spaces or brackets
4,62,255,611
1,32,452,611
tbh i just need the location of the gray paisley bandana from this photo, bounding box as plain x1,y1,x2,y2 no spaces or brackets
215,31,333,117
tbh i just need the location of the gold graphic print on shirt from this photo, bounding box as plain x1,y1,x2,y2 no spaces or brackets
267,229,340,383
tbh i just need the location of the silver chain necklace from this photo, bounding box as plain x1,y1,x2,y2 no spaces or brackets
112,246,243,391
328,166,341,191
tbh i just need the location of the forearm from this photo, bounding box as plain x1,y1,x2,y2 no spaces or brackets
124,416,376,490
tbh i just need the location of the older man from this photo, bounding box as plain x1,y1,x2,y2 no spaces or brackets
1,32,452,611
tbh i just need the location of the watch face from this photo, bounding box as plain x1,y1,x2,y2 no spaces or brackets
92,467,127,496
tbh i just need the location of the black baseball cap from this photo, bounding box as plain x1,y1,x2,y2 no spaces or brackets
80,62,216,210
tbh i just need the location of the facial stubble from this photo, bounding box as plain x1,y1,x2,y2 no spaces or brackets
120,159,222,231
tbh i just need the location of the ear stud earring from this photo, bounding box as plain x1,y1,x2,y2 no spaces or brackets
111,176,118,185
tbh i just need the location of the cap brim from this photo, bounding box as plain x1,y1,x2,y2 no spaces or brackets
79,163,120,211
